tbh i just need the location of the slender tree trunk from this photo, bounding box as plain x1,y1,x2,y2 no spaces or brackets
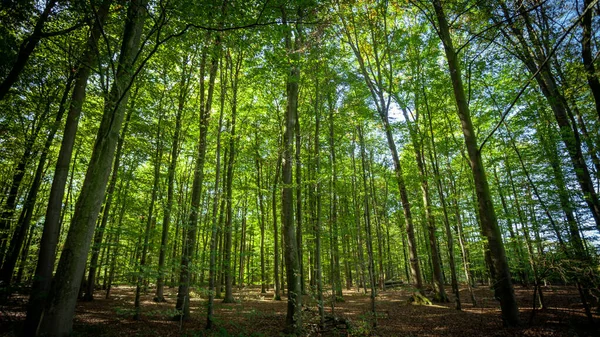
401,107,446,302
175,43,218,320
351,141,367,293
422,92,461,309
281,10,302,333
207,51,226,328
327,93,342,299
433,0,519,326
506,160,544,309
272,149,283,301
156,60,189,302
134,114,163,320
223,48,242,304
255,137,267,294
358,126,377,327
314,92,325,325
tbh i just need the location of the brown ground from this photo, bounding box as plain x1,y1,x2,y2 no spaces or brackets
1,284,598,336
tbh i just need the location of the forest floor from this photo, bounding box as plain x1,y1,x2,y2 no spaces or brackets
1,283,598,336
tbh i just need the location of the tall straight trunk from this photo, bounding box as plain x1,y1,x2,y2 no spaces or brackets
134,115,163,320
84,93,136,301
581,0,600,120
156,60,189,302
15,214,37,284
327,93,342,299
366,152,385,291
207,52,226,328
0,73,73,285
281,10,302,333
38,1,147,334
357,126,377,327
382,118,424,293
351,141,367,293
223,48,242,304
433,0,519,326
295,89,304,296
272,149,283,301
314,92,325,325
255,137,267,294
0,0,57,100
24,2,112,333
238,202,247,288
175,43,218,320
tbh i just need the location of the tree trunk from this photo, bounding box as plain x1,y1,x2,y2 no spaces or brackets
281,10,302,333
358,126,377,327
134,114,163,320
175,43,218,320
401,107,447,302
156,59,189,302
207,51,226,328
314,90,325,325
432,0,520,326
223,48,242,304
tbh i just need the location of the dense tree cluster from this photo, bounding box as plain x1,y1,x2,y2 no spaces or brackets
0,0,598,335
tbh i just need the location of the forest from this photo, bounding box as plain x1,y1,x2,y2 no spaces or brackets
0,0,599,336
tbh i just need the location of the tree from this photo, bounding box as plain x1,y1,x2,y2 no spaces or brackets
431,0,520,326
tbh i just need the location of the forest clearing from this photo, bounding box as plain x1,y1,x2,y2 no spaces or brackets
1,0,600,336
